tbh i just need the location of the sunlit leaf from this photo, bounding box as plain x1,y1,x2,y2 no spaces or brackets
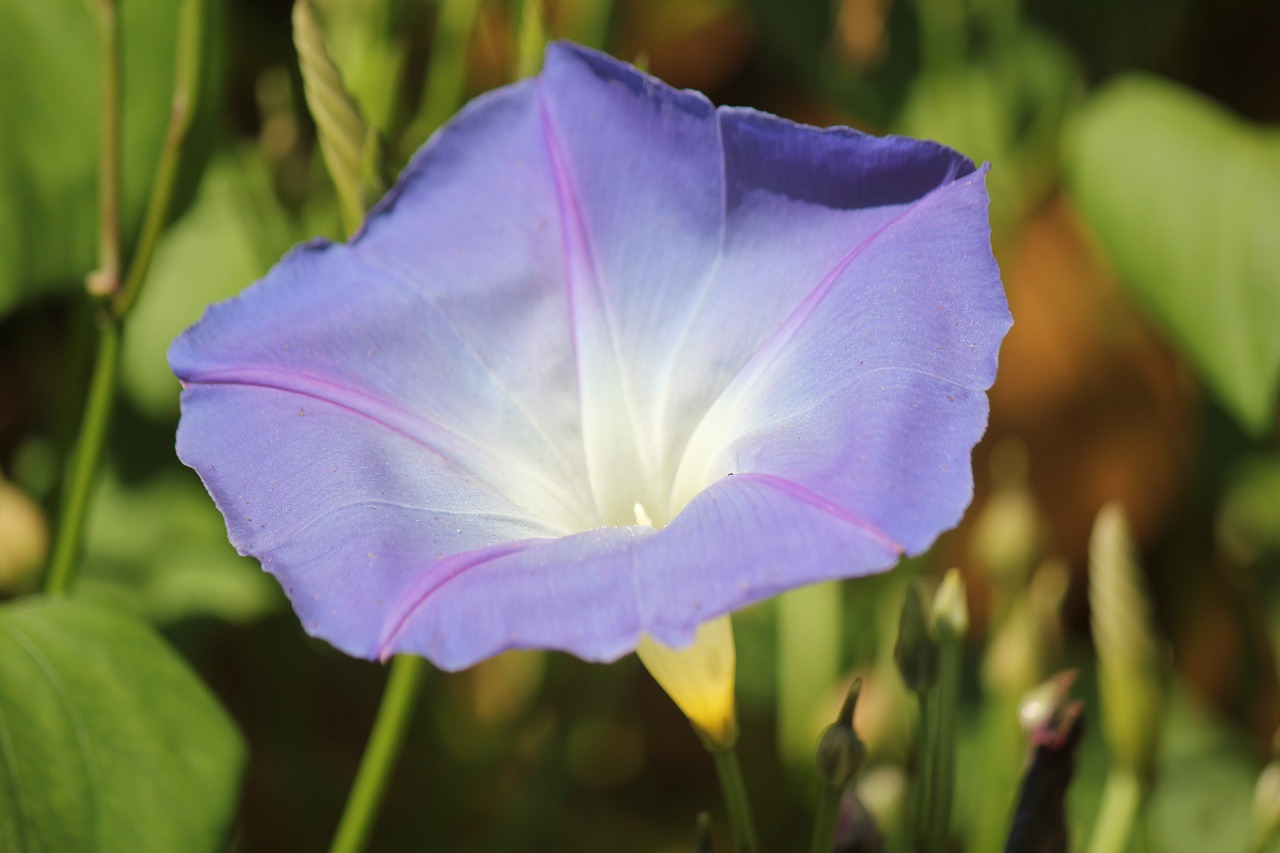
0,597,244,851
1066,76,1280,435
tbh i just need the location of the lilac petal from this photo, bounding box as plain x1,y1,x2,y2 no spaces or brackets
173,42,1010,668
670,157,1010,554
378,473,902,669
534,45,725,525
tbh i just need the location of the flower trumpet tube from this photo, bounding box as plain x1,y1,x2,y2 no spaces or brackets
170,42,1011,671
636,614,738,750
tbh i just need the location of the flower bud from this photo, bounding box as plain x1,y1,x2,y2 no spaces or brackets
931,568,969,644
816,678,867,788
894,583,938,695
1088,502,1166,778
971,440,1044,590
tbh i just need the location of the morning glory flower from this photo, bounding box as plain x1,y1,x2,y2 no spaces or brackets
170,42,1011,673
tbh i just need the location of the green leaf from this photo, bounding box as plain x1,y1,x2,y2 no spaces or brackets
0,597,244,852
1066,76,1280,435
81,466,283,626
0,0,178,316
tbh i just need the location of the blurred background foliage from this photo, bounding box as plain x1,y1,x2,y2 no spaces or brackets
1,0,1278,849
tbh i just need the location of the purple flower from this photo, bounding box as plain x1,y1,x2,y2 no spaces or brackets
170,43,1010,671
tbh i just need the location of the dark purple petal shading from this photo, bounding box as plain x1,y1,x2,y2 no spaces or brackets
171,42,1010,668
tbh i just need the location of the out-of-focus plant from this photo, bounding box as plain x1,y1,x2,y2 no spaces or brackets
1066,77,1280,436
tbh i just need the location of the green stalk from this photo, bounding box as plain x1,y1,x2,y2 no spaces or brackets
113,0,204,319
44,318,120,595
908,692,934,850
87,0,122,300
924,636,962,851
711,744,759,853
44,0,206,595
330,655,429,853
777,582,841,768
46,0,123,591
406,0,482,145
1085,767,1144,853
810,783,842,853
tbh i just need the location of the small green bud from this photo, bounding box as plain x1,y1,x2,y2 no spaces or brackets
816,678,867,787
931,568,969,643
1088,502,1167,778
894,583,938,695
971,440,1044,587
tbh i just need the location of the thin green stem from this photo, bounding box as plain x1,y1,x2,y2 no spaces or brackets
810,783,842,853
405,0,481,147
907,691,934,851
711,745,759,853
329,655,429,853
45,0,207,596
925,638,961,851
87,0,122,300
1085,767,1144,853
113,0,204,319
44,317,121,595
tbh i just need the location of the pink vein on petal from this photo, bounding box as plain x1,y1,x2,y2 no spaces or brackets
377,540,534,659
734,472,905,555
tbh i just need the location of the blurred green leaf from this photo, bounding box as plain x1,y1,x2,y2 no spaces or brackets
1066,76,1280,435
1147,683,1257,853
896,29,1080,234
1219,454,1280,562
82,466,282,626
0,0,194,316
0,596,244,851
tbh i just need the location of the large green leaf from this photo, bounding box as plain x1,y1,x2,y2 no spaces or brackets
1066,76,1280,435
0,0,182,316
0,597,244,851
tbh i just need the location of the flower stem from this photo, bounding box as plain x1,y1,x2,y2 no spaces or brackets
809,782,842,853
1085,767,1144,853
924,635,962,851
44,0,206,596
113,0,205,319
907,691,933,850
711,744,759,853
87,0,122,300
330,655,428,853
44,316,120,595
406,0,482,145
